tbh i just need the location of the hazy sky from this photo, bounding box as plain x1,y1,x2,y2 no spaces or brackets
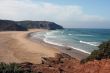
0,0,110,28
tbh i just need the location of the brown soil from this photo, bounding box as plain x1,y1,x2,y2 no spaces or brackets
20,53,110,73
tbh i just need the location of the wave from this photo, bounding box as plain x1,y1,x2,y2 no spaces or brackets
80,41,99,46
69,46,91,54
75,34,94,37
43,38,90,54
31,32,91,54
46,30,60,35
30,32,46,40
45,35,58,38
43,38,64,47
68,34,72,35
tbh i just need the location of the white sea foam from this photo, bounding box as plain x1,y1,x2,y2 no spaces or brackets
30,28,110,55
75,34,94,37
43,37,91,54
30,32,46,39
43,38,64,47
31,32,91,54
46,31,59,35
69,46,91,54
30,32,91,54
31,31,93,55
46,32,51,35
80,41,99,46
68,34,72,35
45,35,57,38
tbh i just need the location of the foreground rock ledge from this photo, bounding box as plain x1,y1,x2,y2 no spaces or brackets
20,53,110,73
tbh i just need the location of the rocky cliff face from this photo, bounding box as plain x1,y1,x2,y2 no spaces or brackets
17,21,63,30
79,59,110,73
0,20,27,31
20,53,110,73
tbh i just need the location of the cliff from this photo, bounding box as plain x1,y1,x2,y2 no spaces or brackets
0,20,63,31
0,20,27,31
0,53,110,73
17,21,63,30
20,53,110,73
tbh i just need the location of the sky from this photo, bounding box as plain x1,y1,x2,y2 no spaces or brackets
0,0,110,28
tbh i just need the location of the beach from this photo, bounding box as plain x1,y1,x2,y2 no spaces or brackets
0,29,89,64
0,29,59,64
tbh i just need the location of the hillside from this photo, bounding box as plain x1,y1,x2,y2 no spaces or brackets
21,53,110,73
0,20,28,31
0,20,63,31
0,53,110,73
81,40,110,63
17,21,63,30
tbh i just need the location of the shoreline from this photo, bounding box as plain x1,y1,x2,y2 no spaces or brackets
0,29,59,64
29,32,89,60
0,29,89,64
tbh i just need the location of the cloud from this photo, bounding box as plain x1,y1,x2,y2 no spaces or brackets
0,0,107,28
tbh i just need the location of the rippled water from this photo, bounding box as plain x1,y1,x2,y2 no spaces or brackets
31,28,110,54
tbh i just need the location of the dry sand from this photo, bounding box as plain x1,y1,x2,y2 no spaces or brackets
0,29,59,64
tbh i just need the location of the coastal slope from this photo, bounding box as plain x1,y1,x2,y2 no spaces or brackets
19,53,110,73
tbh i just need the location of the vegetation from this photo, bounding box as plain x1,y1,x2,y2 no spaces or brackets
81,40,110,63
0,63,32,73
0,40,110,72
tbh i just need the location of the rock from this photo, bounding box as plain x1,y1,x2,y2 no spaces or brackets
42,57,60,65
55,53,73,59
19,53,110,73
66,47,72,50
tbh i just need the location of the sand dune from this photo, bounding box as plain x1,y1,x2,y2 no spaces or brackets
0,29,59,64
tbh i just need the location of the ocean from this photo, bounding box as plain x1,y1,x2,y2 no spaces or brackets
31,28,110,54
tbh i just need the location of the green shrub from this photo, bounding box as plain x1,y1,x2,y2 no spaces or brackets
0,62,34,73
81,40,110,63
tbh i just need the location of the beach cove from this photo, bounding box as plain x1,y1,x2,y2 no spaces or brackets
0,29,89,64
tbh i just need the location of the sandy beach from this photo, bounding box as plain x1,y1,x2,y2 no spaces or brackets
0,29,89,64
0,29,59,64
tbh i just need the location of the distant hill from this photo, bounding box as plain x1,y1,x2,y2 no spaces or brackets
0,20,27,31
17,21,63,30
0,20,63,31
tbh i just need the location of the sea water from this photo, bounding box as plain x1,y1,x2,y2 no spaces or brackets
31,28,110,54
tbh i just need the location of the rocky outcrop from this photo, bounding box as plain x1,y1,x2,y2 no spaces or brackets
78,59,110,73
17,21,63,30
0,53,109,73
0,20,27,31
20,53,110,73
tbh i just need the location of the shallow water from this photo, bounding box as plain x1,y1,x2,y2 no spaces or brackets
31,28,110,54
